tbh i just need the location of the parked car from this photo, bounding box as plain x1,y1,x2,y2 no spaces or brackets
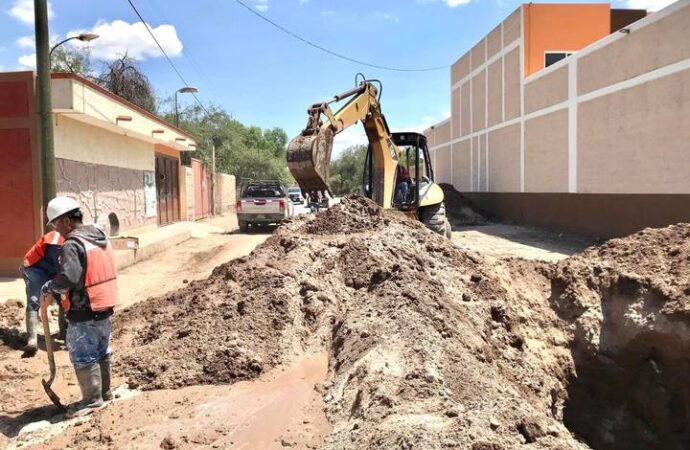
236,180,292,232
287,186,304,204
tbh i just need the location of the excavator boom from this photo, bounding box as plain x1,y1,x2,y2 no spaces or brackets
287,82,394,203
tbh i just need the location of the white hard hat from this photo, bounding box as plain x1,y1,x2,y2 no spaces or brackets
46,197,81,225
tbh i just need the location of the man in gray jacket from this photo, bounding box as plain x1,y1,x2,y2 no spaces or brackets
41,197,119,418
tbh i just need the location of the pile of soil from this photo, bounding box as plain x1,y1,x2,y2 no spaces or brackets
114,196,583,448
439,183,490,226
0,299,25,349
62,197,689,449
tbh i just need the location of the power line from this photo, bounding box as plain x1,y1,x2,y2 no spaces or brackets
125,0,212,117
233,0,449,73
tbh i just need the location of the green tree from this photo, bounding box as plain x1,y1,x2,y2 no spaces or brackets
173,104,293,186
330,145,367,195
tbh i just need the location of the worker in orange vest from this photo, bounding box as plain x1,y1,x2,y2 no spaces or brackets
21,230,65,353
41,197,119,418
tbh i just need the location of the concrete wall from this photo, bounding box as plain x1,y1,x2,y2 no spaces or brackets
55,158,156,233
0,72,40,275
426,1,690,237
215,173,237,215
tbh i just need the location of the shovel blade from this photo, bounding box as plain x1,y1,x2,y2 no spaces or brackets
42,378,66,411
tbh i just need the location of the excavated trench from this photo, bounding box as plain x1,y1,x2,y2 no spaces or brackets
2,196,689,449
550,225,690,450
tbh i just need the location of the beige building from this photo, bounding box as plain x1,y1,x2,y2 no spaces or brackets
425,1,690,237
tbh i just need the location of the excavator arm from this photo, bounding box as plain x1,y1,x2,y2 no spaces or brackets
287,81,401,208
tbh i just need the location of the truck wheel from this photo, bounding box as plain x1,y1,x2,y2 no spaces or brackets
420,203,451,238
239,221,248,232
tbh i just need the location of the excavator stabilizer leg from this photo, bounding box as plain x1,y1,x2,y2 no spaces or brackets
286,127,334,199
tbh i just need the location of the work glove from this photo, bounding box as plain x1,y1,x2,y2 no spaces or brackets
40,280,53,297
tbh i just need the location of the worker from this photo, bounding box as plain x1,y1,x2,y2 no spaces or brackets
21,231,65,353
395,165,411,204
40,197,119,418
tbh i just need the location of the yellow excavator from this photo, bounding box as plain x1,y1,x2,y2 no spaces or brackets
287,76,451,237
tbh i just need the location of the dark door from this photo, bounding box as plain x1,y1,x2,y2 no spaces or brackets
155,153,180,224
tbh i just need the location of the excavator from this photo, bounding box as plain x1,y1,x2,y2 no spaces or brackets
287,75,451,237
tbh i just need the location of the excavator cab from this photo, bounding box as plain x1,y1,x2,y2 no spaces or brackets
363,132,440,212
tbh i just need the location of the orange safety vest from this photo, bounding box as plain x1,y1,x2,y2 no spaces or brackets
23,231,64,267
61,236,119,313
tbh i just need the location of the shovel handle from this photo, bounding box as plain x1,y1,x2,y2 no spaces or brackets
40,294,57,386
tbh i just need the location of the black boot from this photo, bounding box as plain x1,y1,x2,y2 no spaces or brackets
100,357,113,401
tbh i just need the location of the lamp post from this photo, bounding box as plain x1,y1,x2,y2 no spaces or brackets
49,33,99,69
174,86,198,128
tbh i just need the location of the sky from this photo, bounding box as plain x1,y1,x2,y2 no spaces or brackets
0,0,678,154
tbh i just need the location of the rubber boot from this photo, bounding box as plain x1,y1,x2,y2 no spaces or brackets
100,358,113,401
24,309,38,353
66,364,104,418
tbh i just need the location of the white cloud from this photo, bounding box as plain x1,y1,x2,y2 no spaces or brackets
375,12,400,22
16,35,35,49
299,0,309,4
625,0,677,11
321,10,335,16
68,20,183,61
8,0,53,25
333,126,368,157
255,0,269,12
417,0,472,7
18,53,36,69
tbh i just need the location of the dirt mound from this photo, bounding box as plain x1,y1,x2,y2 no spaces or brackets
0,299,25,349
109,197,690,450
303,194,387,235
440,183,490,226
114,196,585,449
550,224,690,450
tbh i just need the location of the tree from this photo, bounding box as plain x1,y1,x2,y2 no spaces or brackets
173,103,293,186
96,55,157,113
330,145,367,195
51,45,93,75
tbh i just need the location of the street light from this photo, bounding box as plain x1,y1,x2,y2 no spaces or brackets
49,33,100,68
174,86,199,127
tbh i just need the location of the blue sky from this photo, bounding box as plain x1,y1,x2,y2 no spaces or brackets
0,0,673,153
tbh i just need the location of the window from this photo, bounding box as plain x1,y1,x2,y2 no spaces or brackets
544,51,574,68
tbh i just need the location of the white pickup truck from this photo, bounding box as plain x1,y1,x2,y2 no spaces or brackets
236,181,292,232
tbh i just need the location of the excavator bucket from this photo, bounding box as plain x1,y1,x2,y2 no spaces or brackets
287,127,335,198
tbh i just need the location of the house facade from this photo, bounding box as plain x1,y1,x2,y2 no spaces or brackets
0,71,197,275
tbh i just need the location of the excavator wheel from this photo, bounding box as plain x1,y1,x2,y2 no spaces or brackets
420,202,452,238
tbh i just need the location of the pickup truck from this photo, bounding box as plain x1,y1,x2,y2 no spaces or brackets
236,181,292,232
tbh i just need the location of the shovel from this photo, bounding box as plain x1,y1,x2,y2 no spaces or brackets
40,294,67,411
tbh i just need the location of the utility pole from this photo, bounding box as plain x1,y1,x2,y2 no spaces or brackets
35,0,55,218
211,142,216,215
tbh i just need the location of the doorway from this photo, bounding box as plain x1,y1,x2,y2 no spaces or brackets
155,153,180,224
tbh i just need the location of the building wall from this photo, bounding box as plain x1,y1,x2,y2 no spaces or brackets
426,1,690,238
0,72,40,275
55,116,154,171
55,158,156,233
215,173,237,215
